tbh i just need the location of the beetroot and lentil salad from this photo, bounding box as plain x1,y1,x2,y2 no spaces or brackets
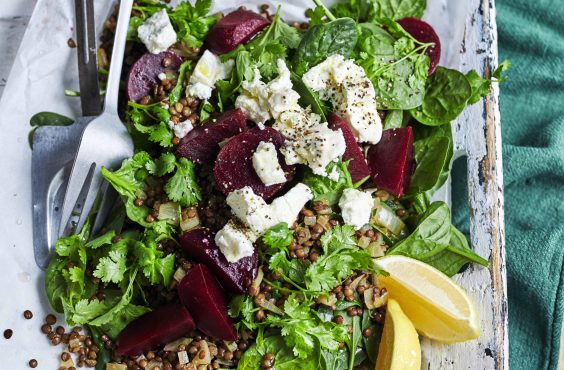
43,0,507,369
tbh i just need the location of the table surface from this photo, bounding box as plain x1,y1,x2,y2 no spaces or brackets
1,1,561,369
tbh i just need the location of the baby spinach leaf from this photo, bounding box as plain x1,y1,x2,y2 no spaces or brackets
291,71,329,121
30,111,74,127
383,109,404,129
361,309,382,364
319,348,349,370
332,0,426,23
45,257,68,313
408,135,451,194
293,18,358,76
409,66,472,126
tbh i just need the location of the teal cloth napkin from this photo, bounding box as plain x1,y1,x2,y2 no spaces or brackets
452,0,564,369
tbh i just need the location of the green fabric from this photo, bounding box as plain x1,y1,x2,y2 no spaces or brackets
451,0,564,369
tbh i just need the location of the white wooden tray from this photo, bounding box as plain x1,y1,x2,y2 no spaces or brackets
0,0,507,368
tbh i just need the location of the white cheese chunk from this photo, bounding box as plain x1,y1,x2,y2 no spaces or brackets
252,141,286,186
137,9,177,54
226,187,273,235
282,123,346,177
187,50,234,100
338,188,374,230
168,120,193,139
235,60,301,127
303,54,382,144
215,220,257,263
270,183,313,227
217,183,313,262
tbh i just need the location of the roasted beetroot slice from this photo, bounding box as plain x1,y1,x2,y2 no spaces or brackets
328,113,371,183
397,17,441,74
176,109,247,164
178,264,237,341
205,9,271,54
126,50,182,102
116,304,195,356
367,127,414,196
214,127,294,200
179,228,258,294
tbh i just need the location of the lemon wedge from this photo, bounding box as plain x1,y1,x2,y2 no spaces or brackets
375,298,421,370
375,255,480,343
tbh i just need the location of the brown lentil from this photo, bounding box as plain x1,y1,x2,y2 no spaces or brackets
23,310,33,319
29,359,38,368
46,314,57,325
67,38,77,48
3,329,13,339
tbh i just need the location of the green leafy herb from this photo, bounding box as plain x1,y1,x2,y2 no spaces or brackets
303,159,356,206
305,225,375,293
168,60,192,104
262,223,294,253
265,294,348,358
466,59,511,104
164,157,201,207
383,109,404,129
30,111,74,127
408,135,451,194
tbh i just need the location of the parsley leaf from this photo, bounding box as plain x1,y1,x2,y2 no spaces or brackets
303,159,357,206
164,157,201,207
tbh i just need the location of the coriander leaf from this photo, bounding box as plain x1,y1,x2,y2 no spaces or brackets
71,299,108,325
265,294,348,358
229,295,259,330
466,60,510,105
305,5,327,26
303,159,354,206
263,223,294,253
134,240,175,286
68,266,85,286
409,66,472,126
134,121,173,148
146,152,176,177
238,335,318,370
164,157,201,207
269,252,309,284
89,269,139,327
305,225,375,293
492,59,511,81
94,250,127,284
293,18,358,76
85,230,115,249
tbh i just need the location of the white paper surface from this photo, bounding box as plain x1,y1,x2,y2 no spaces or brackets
0,0,467,367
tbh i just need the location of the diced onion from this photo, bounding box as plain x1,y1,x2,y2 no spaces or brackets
372,204,406,235
180,211,200,232
259,299,284,315
357,236,371,248
177,351,189,365
158,202,181,226
164,337,193,352
304,215,317,226
106,364,127,370
368,242,386,258
173,267,187,284
192,341,211,365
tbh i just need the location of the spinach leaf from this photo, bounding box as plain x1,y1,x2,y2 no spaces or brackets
408,135,451,194
45,257,68,313
383,110,404,129
409,66,472,126
387,202,488,276
465,59,511,104
89,325,113,370
422,226,489,276
291,72,329,121
361,309,382,364
30,112,74,127
332,0,427,23
356,22,429,109
293,18,358,76
319,348,349,370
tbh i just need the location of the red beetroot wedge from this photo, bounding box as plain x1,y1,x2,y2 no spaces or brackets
206,9,271,54
328,113,371,183
397,17,441,75
214,127,294,200
116,304,195,356
176,109,247,164
179,228,258,294
127,50,182,102
178,264,237,341
367,127,415,196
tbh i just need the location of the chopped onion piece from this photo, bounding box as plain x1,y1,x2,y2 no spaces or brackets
372,203,406,235
106,364,127,370
164,337,193,352
192,340,211,365
304,215,317,226
158,202,181,226
368,242,386,257
173,267,187,284
180,211,200,232
251,267,264,293
259,299,284,315
357,236,371,248
177,351,189,365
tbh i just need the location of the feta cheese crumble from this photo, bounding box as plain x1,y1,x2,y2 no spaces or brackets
216,184,313,262
252,141,286,186
215,220,258,263
137,9,177,54
187,50,234,101
168,119,194,139
338,188,374,230
303,54,382,144
235,59,301,128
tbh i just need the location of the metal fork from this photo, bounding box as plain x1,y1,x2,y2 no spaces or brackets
59,0,134,237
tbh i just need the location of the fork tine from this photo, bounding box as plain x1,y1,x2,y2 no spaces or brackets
59,157,96,236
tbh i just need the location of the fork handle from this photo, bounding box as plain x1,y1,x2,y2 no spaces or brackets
103,0,133,116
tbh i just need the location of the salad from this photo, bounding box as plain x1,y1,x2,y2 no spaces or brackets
41,0,509,369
